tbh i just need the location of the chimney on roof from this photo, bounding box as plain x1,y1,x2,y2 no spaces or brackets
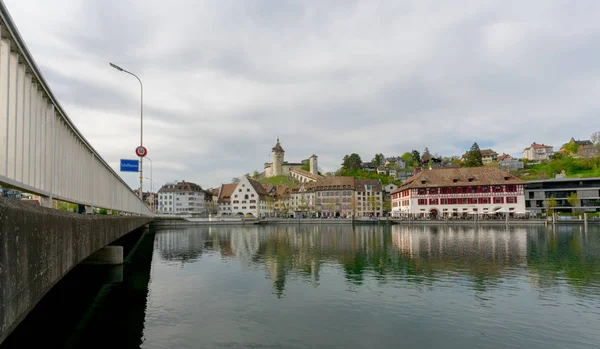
414,167,422,175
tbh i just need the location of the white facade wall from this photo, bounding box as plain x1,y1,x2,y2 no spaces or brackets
523,146,554,161
218,202,232,215
287,191,316,212
355,187,384,217
158,190,206,215
158,192,175,213
230,177,270,217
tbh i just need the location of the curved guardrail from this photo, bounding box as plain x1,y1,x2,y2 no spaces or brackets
0,1,153,215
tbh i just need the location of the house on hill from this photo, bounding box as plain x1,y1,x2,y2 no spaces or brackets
462,149,498,164
559,137,598,158
523,142,554,161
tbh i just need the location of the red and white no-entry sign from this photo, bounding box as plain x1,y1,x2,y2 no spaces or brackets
135,146,147,157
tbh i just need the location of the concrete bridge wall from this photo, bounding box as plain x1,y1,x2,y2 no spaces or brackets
0,197,152,345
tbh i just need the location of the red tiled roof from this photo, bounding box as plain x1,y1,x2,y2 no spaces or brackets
391,167,526,194
218,183,237,203
524,142,553,150
497,153,513,161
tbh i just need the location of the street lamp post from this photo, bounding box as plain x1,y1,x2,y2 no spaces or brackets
110,62,144,199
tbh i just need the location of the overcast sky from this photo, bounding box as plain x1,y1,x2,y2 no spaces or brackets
5,0,600,190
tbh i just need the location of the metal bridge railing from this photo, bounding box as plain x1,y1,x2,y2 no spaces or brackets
0,2,153,216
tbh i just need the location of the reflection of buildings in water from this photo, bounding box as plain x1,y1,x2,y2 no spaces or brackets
391,225,528,265
229,227,260,261
156,228,209,262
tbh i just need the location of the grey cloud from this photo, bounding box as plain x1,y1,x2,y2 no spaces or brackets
4,0,600,189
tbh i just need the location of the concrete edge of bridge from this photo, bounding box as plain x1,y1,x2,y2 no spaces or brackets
0,196,153,346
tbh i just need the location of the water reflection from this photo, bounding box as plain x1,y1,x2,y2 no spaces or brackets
154,224,600,298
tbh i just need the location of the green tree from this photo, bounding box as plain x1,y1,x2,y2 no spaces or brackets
563,141,579,156
383,196,392,213
547,195,557,215
465,142,483,167
372,153,385,167
57,202,77,213
401,152,413,165
232,177,240,183
252,170,260,179
342,153,363,171
411,150,421,166
266,196,275,216
567,192,580,213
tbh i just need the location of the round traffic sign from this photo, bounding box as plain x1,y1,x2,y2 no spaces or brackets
135,146,147,157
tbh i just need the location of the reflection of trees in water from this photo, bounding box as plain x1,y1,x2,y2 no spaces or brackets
526,226,600,293
155,224,600,297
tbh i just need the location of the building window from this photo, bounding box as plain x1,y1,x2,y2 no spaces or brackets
250,206,256,209
239,189,242,192
429,199,438,205
506,197,517,204
478,197,490,204
506,185,517,192
418,199,427,205
493,197,504,204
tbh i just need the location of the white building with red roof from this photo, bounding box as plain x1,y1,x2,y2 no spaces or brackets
390,167,526,217
523,142,554,161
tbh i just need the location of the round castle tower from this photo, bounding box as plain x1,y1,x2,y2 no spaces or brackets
309,154,318,175
272,138,285,176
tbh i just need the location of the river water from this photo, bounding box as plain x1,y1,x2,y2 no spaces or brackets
3,224,600,349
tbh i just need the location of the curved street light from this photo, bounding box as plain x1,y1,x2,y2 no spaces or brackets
110,62,144,199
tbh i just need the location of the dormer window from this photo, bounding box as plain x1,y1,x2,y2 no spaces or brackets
420,179,426,184
503,176,510,180
452,178,458,183
468,177,474,182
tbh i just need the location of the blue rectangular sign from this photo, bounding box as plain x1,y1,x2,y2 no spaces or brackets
120,159,139,172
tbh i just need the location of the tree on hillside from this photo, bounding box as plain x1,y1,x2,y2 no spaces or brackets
411,150,421,166
567,192,580,213
465,143,483,167
342,153,363,171
373,153,385,167
563,141,579,156
401,152,413,165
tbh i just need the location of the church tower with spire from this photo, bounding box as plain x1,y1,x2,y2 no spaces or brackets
271,138,285,176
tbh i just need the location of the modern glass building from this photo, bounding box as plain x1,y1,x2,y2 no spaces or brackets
524,178,600,213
